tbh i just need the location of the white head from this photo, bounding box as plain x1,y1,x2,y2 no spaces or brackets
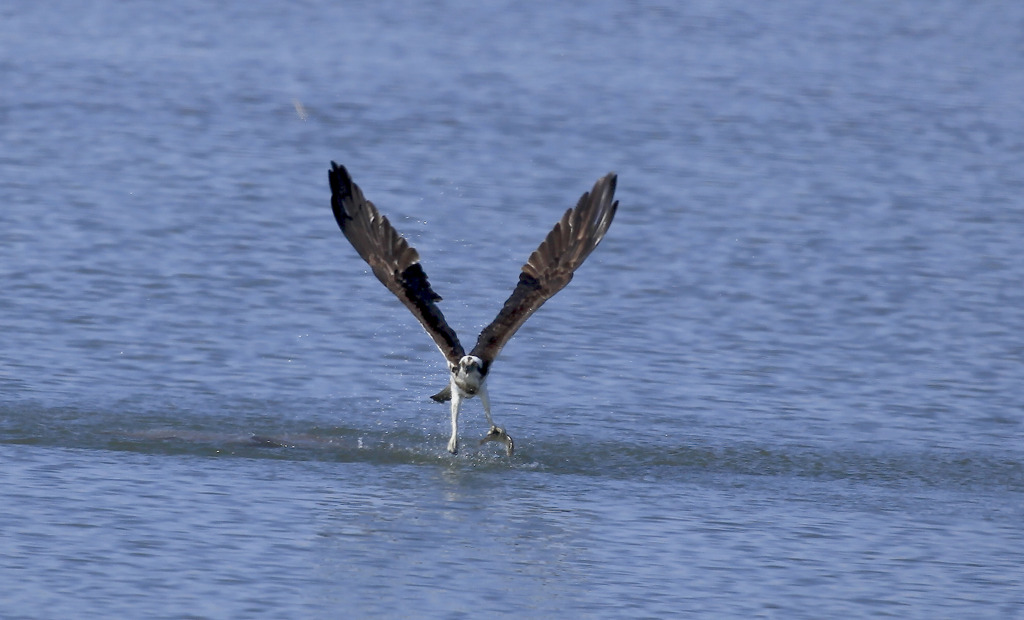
458,355,483,372
451,355,485,394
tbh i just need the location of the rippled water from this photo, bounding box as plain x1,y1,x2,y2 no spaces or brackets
2,1,1023,617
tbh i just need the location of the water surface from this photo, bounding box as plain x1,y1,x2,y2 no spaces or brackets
2,1,1023,617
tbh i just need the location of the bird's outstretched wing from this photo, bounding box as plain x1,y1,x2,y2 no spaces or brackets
329,162,465,365
470,172,618,364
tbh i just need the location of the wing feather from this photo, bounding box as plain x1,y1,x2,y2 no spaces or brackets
328,162,465,365
470,172,618,364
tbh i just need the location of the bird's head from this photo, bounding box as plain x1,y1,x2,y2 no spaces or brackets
450,355,486,394
456,355,484,375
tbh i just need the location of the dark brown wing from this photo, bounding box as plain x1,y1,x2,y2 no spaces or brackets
470,172,618,364
329,162,465,365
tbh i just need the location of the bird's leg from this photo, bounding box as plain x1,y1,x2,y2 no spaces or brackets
447,382,462,455
477,385,514,456
478,385,497,428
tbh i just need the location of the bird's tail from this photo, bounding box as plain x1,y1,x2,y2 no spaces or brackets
430,384,452,402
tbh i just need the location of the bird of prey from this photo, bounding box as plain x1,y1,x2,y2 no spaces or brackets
328,162,618,456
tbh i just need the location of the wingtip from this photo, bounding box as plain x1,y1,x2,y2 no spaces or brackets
328,162,357,229
603,171,617,194
329,161,352,186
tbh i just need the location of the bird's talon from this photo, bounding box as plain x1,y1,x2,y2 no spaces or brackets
479,427,514,457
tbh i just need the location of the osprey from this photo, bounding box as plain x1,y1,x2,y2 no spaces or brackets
328,162,618,456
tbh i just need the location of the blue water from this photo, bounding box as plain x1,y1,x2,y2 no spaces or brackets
2,1,1023,617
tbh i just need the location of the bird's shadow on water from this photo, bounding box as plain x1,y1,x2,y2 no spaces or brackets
107,425,1024,496
112,424,521,469
4,403,1021,492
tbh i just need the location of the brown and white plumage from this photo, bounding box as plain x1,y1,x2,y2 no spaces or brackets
329,164,465,365
471,173,618,365
328,162,619,456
